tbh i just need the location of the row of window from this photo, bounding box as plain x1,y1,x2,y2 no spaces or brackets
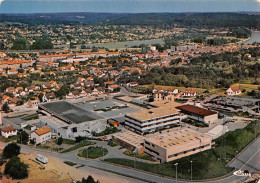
126,118,179,129
168,144,211,158
145,146,160,156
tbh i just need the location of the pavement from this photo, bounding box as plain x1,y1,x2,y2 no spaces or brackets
1,134,259,183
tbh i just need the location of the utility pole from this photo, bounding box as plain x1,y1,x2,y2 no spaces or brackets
222,115,226,160
174,163,178,183
134,152,136,169
190,160,193,181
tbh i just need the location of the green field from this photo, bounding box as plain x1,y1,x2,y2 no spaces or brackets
61,140,96,153
78,146,108,159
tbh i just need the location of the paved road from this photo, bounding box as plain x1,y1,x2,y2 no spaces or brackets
229,136,260,174
1,137,258,183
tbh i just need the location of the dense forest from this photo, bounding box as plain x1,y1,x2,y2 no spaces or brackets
0,13,260,29
118,47,260,89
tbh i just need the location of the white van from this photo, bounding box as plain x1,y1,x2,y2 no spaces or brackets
36,154,48,164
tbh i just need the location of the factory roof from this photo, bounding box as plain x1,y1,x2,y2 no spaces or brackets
176,105,217,117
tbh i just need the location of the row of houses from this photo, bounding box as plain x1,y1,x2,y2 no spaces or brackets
1,125,51,145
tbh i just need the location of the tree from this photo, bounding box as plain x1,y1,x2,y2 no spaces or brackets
4,156,28,179
38,93,44,102
17,131,29,144
30,38,53,49
2,102,10,113
3,143,20,159
76,175,99,183
56,137,63,145
11,38,30,50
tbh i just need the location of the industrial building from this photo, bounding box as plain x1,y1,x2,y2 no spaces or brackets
176,105,218,124
112,131,145,154
125,104,184,135
38,101,106,138
144,128,213,163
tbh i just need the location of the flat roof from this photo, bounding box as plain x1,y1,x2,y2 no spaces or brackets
113,130,145,148
40,101,102,124
145,128,212,149
127,103,179,121
176,105,217,117
40,116,68,128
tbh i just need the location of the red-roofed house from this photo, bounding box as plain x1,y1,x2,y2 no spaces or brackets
182,89,197,97
226,86,241,96
30,126,51,144
1,126,17,138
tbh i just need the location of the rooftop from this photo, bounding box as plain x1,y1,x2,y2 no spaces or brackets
113,130,145,148
1,126,16,132
33,126,51,136
127,102,180,121
39,101,102,124
176,104,217,117
145,128,212,149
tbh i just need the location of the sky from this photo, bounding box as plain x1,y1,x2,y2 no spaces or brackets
0,0,259,14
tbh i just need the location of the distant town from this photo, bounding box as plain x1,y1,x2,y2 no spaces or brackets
0,12,259,183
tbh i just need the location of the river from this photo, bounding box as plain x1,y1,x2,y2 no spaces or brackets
242,31,260,44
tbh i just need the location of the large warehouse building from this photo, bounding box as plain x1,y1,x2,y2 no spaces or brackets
38,101,106,138
176,104,218,124
144,128,213,163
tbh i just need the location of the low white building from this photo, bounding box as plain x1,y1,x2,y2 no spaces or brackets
30,126,51,144
1,126,17,138
176,105,218,124
226,86,241,96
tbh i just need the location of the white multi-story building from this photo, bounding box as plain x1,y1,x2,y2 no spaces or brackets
144,128,213,163
125,105,183,135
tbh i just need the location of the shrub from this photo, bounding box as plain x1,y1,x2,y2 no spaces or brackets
3,143,20,159
4,156,28,179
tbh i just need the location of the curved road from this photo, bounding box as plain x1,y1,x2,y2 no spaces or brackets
1,136,259,183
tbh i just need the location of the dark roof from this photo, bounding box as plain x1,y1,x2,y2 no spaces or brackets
176,105,217,117
45,93,56,99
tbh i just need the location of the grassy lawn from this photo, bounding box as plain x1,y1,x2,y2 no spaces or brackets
21,113,39,121
182,118,209,127
4,114,26,119
105,120,260,180
107,141,118,147
0,136,18,143
231,83,259,93
92,127,120,137
24,125,33,130
62,138,76,145
78,146,108,159
61,140,96,153
123,150,156,162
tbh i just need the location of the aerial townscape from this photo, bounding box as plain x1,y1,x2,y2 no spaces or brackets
0,1,259,183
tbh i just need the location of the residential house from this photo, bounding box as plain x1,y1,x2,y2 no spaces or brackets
30,126,51,144
182,89,197,97
108,84,119,92
85,80,95,87
66,91,81,99
1,126,17,138
7,69,18,75
127,82,139,87
42,93,56,102
226,86,241,96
